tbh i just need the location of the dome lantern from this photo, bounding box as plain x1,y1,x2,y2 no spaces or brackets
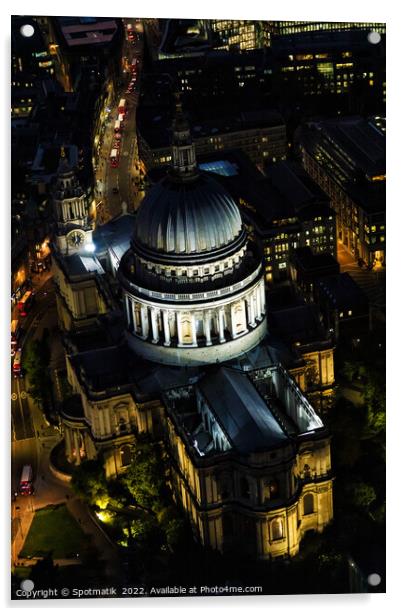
171,92,197,179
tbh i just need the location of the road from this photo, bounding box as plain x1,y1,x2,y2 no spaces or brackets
11,270,63,565
95,19,145,222
10,18,147,579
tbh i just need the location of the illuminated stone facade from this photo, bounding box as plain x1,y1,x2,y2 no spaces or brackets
163,365,333,559
53,100,333,559
119,96,267,365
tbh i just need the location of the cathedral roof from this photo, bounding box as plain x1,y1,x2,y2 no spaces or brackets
133,171,244,258
198,367,289,454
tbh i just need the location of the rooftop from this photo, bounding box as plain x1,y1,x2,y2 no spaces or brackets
71,344,140,393
56,17,119,47
56,251,104,280
291,247,340,276
271,28,386,53
265,160,331,213
197,367,290,454
317,272,369,307
299,117,386,214
268,304,327,346
137,98,284,150
94,213,136,267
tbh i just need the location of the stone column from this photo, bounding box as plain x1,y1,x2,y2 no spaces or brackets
204,310,212,346
191,313,198,346
247,296,256,328
126,297,133,332
230,303,237,339
255,288,262,321
151,308,159,343
140,305,149,339
151,308,159,344
260,281,266,315
218,308,226,343
104,408,112,436
162,309,171,346
176,312,183,345
73,430,81,466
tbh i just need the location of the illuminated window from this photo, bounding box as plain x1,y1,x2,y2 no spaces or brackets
339,312,344,318
348,310,352,316
371,225,377,232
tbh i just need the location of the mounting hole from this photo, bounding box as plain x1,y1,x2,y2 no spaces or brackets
20,579,35,591
367,573,381,586
20,24,35,38
367,31,381,45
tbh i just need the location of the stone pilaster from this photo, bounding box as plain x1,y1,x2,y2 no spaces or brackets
151,307,159,344
204,310,212,346
162,309,171,346
219,308,226,343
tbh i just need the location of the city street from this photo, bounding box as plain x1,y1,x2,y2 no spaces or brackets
11,271,122,579
95,19,145,222
10,18,147,577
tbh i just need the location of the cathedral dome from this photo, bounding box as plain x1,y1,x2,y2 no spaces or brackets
133,172,244,258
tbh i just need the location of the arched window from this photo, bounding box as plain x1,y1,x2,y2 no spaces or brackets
271,518,284,541
304,464,311,479
120,444,132,468
303,493,314,515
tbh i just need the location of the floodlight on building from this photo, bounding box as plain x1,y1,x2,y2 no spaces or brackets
85,242,96,253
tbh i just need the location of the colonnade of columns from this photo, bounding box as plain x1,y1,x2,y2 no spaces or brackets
64,426,87,466
125,280,266,349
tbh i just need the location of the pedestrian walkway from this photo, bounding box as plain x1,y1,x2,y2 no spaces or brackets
337,242,385,309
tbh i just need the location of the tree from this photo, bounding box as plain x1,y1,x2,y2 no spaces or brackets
122,438,164,512
71,459,109,507
347,482,376,512
24,332,53,412
363,371,385,436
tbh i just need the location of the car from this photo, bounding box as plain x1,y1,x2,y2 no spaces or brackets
112,187,119,194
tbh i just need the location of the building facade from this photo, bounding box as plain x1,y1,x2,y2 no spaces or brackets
53,100,333,559
163,365,333,559
298,117,385,267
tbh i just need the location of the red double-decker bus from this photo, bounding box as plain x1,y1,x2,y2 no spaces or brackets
17,290,34,316
11,319,20,356
110,148,119,168
126,23,134,40
118,98,126,116
19,465,34,495
13,349,22,377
